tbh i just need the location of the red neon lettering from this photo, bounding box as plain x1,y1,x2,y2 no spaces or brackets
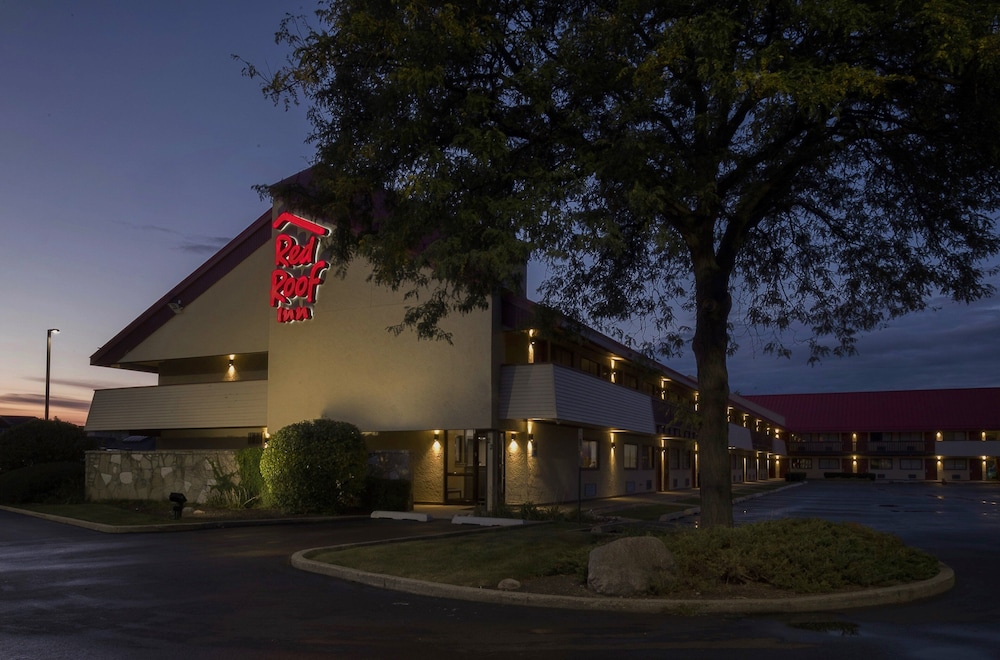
270,261,328,308
274,233,318,267
270,214,331,322
277,306,313,323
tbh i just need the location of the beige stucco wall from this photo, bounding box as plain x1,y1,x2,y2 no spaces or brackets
120,246,272,363
266,256,496,434
504,423,593,504
364,431,443,502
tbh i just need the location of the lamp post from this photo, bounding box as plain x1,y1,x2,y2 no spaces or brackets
45,328,59,420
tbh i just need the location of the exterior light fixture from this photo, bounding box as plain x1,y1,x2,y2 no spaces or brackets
45,328,59,420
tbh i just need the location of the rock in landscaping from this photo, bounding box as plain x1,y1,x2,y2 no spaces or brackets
587,536,675,596
497,578,521,591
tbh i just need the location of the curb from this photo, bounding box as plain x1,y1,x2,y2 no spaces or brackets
0,505,352,533
291,548,955,615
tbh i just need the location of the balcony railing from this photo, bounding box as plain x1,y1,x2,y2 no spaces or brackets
868,441,931,455
788,441,847,454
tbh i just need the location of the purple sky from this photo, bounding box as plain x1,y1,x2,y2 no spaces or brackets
2,1,998,427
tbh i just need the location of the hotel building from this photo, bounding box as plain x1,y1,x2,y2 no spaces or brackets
84,199,787,507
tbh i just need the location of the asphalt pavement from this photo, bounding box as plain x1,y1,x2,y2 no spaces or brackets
1,480,998,659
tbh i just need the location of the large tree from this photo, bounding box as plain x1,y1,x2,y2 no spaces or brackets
246,0,1000,527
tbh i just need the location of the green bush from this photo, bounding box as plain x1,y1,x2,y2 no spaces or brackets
666,517,939,594
0,462,85,504
363,476,412,511
260,419,367,513
785,472,807,482
0,419,94,474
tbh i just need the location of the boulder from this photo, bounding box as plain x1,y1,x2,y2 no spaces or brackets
497,578,521,591
587,536,675,596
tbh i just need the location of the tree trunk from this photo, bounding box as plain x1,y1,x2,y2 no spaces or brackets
692,257,734,528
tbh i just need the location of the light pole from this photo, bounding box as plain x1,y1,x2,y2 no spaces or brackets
45,328,59,420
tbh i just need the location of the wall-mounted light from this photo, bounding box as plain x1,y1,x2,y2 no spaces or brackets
432,430,441,451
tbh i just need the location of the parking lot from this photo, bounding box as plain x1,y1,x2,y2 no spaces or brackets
1,480,998,659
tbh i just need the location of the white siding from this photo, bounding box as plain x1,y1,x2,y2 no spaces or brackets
934,440,1000,457
499,363,655,434
85,381,267,431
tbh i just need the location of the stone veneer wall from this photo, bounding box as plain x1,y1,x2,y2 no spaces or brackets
85,450,239,504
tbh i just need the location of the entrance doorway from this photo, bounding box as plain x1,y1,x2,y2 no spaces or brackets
445,430,487,504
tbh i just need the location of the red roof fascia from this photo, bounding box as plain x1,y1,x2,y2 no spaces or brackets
90,209,273,368
746,388,1000,434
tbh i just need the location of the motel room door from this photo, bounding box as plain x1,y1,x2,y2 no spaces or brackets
446,430,488,504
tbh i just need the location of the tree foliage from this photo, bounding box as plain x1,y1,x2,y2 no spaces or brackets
247,1,1000,526
0,419,94,474
260,418,368,513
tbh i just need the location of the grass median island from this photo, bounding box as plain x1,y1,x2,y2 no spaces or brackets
311,518,941,598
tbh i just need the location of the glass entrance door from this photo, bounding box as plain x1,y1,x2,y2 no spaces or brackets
445,430,486,504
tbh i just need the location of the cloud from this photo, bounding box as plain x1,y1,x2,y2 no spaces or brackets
724,292,1000,395
122,222,230,255
21,376,150,391
0,392,91,412
175,237,231,254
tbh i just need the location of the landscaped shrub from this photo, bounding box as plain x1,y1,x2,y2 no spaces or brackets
209,447,268,509
666,517,939,594
0,462,85,504
0,419,95,474
784,472,807,482
363,475,412,511
259,419,367,513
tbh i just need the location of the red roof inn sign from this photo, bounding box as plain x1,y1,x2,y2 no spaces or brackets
270,212,331,323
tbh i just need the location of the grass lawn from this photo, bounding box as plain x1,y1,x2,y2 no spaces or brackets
312,518,941,597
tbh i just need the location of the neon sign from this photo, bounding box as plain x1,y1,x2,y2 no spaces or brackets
270,212,331,323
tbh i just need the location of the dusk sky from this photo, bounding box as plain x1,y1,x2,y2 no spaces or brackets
2,1,998,427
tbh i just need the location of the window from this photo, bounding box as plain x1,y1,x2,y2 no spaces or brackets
939,431,966,442
551,345,573,367
624,443,638,469
791,458,813,469
580,439,599,469
871,458,893,470
899,458,923,470
818,458,840,470
642,445,654,470
580,357,602,378
944,458,968,471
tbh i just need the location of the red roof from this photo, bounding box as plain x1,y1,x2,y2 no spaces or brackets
746,389,1000,434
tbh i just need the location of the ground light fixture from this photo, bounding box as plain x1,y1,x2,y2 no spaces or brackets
45,328,59,420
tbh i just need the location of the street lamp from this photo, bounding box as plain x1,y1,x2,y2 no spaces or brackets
45,328,59,420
